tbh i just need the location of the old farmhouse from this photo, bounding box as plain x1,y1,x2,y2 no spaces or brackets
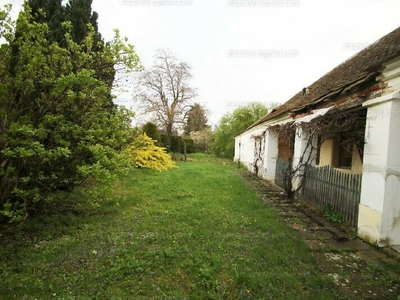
234,26,400,247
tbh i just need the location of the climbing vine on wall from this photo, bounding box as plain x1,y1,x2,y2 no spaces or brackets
266,107,366,199
252,133,266,177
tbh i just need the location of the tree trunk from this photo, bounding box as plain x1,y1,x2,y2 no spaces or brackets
166,123,173,151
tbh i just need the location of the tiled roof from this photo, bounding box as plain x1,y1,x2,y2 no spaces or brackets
245,25,400,131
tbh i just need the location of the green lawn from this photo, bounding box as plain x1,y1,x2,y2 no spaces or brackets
0,154,337,299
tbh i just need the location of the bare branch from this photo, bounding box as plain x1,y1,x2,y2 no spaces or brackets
133,49,197,142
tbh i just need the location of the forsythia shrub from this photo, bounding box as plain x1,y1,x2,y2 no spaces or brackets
125,134,176,171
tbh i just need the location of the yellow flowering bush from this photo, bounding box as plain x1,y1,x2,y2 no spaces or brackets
125,134,176,171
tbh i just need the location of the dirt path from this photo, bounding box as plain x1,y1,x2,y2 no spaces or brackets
238,171,400,300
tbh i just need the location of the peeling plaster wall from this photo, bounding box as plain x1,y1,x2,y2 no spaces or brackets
351,144,363,174
234,133,252,170
234,126,265,171
382,57,400,94
278,135,290,162
234,122,284,180
319,138,334,167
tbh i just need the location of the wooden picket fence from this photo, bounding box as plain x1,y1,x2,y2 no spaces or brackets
302,165,362,228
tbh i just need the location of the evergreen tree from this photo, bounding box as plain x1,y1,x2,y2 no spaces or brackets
65,0,102,48
24,0,102,48
184,103,208,135
143,122,160,143
11,0,64,74
27,0,66,44
23,0,115,109
64,0,115,105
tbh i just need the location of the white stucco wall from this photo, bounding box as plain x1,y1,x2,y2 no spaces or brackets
359,89,400,246
292,127,318,192
234,125,265,171
263,130,279,180
234,115,292,179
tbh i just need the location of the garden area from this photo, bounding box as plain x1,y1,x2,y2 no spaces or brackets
1,155,340,299
1,4,399,298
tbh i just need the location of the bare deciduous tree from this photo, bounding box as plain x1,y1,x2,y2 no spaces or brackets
134,49,197,146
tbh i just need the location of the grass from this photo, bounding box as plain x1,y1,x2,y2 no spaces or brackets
0,154,337,299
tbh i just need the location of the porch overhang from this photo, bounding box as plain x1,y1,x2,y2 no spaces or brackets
292,106,334,125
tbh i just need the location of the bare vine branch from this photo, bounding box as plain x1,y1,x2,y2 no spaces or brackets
252,108,366,199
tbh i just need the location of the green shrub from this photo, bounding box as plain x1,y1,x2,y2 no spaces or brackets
182,138,195,154
143,122,160,144
0,5,141,221
125,134,176,171
170,136,182,153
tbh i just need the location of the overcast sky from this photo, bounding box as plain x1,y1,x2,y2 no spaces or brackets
2,0,400,126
